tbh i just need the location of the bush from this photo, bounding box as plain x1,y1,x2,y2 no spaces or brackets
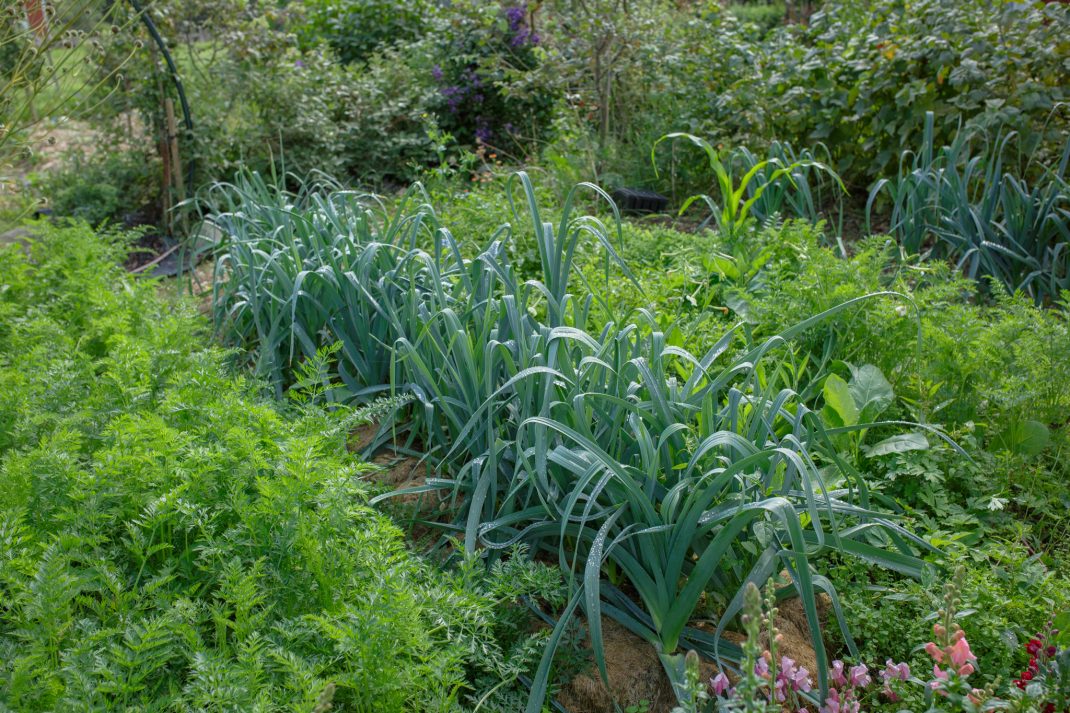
0,222,561,711
728,2,786,34
35,150,160,226
295,0,438,65
664,0,1070,185
426,2,556,153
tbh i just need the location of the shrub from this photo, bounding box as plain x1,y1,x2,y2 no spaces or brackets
728,2,786,35
664,0,1070,185
0,222,561,711
35,149,159,226
423,2,556,153
295,0,438,65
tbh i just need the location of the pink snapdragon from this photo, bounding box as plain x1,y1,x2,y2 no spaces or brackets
879,659,910,701
848,663,870,687
830,659,848,687
774,656,813,701
820,687,860,713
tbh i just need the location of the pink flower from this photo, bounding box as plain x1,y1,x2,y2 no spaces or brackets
830,660,848,687
949,637,976,669
820,688,859,713
880,659,910,683
820,688,843,713
848,663,871,687
931,664,950,694
710,671,731,696
774,656,813,700
754,656,769,678
793,665,813,692
879,659,909,702
925,642,945,663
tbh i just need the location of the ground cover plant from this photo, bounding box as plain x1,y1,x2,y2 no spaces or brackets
0,222,563,712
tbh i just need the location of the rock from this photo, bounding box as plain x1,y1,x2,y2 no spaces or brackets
0,226,34,247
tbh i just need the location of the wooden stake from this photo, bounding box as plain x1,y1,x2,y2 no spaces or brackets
159,136,172,234
164,98,187,232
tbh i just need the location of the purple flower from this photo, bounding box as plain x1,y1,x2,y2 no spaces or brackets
462,68,482,88
510,29,530,48
505,4,526,31
431,64,443,82
504,4,539,47
475,120,493,143
294,59,304,68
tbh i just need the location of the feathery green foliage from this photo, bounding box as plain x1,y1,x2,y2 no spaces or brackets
0,222,563,712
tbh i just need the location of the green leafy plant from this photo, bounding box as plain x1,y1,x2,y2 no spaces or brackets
0,221,562,711
665,0,1070,185
34,148,158,226
821,363,930,462
295,0,438,65
653,132,842,241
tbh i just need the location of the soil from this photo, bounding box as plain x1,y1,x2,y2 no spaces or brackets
557,596,827,713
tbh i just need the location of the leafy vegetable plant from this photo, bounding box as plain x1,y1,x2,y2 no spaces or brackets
868,112,1070,304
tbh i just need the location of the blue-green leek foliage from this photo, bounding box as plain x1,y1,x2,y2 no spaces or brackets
204,170,938,709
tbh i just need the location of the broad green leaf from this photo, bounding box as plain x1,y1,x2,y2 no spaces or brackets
862,432,929,457
994,419,1050,456
823,373,858,427
848,364,894,423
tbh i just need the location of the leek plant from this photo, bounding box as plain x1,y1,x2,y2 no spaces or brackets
205,170,934,710
868,112,1070,304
